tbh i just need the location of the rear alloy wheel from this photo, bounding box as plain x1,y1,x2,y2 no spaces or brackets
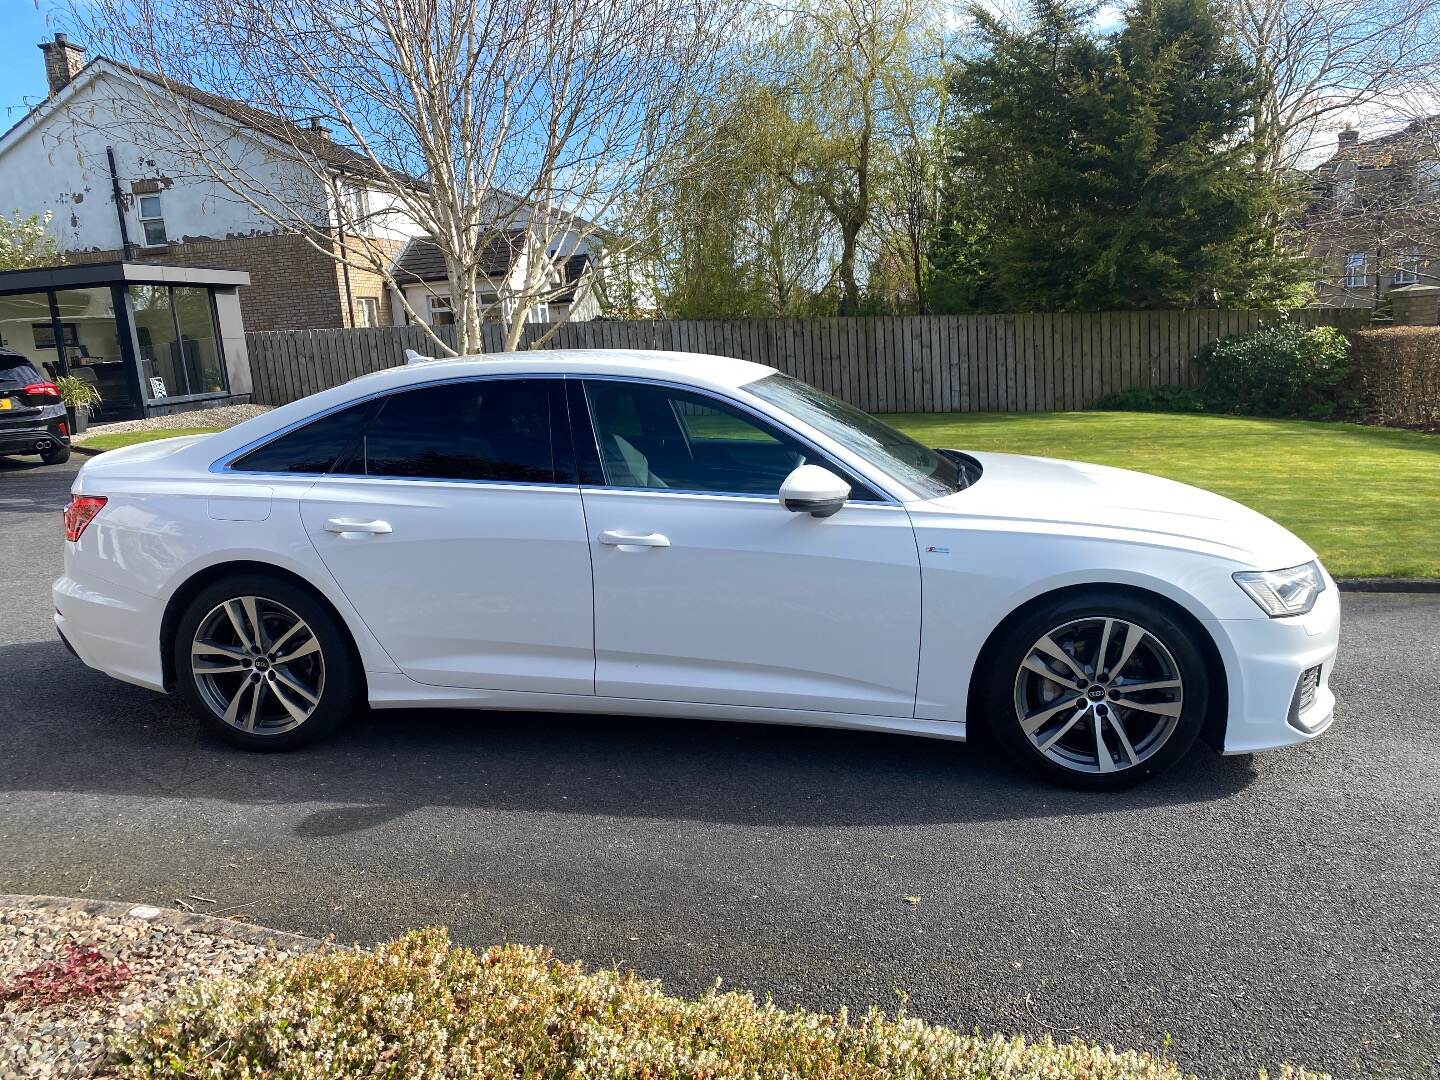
41,444,70,465
174,575,357,749
986,593,1207,789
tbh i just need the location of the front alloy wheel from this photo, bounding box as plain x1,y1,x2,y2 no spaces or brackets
1014,617,1184,776
174,574,357,749
986,591,1208,789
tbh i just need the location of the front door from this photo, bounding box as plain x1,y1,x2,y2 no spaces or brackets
573,378,921,717
297,377,594,694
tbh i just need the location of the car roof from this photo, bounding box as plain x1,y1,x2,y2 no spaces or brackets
351,349,776,392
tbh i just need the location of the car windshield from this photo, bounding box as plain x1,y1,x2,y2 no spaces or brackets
745,372,965,498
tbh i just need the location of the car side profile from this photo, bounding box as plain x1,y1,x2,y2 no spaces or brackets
54,350,1339,789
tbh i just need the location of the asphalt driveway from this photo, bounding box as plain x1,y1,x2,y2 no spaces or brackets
1,455,1437,1079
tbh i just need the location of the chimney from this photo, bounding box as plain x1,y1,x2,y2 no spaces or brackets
38,32,85,97
1338,126,1360,148
306,116,333,139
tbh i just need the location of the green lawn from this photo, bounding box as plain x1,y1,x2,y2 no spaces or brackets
79,427,219,452
888,411,1440,579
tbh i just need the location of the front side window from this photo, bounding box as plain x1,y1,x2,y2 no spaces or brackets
745,373,965,499
581,379,858,497
343,379,557,483
138,195,167,246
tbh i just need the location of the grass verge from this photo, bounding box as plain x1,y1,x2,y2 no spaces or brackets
888,411,1440,579
77,427,219,452
112,928,1323,1080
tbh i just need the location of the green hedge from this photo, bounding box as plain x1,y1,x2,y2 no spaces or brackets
1095,323,1352,419
1348,327,1440,430
112,929,1325,1080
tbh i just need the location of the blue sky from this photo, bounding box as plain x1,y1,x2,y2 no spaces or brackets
2,1,63,130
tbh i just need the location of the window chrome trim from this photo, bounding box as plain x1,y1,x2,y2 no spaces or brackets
571,373,899,506
212,369,902,506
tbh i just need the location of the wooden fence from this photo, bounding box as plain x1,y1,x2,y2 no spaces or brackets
244,309,1368,413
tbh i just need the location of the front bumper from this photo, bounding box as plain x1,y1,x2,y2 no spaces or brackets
1208,581,1340,754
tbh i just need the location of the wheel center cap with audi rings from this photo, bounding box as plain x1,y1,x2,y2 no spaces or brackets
1086,685,1106,701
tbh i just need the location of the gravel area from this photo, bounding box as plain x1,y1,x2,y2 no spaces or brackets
74,404,271,442
0,903,296,1079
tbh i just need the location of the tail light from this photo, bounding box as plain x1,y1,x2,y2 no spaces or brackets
64,495,107,542
21,381,61,404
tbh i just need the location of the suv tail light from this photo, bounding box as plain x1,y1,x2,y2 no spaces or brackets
21,381,61,404
64,495,107,542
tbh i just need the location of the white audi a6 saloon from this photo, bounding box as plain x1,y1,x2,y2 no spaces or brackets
54,350,1339,789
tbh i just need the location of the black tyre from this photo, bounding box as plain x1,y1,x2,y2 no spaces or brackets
41,444,71,465
172,573,359,750
983,590,1209,790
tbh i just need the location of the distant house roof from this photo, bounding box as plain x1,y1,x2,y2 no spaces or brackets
394,233,526,284
393,235,594,300
1315,116,1440,172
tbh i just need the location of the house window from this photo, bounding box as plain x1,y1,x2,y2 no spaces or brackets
356,297,379,327
137,195,167,246
341,183,369,231
1393,248,1422,285
1334,177,1357,207
428,293,455,326
1344,252,1369,288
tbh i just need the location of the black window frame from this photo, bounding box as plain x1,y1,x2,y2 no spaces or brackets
565,376,885,503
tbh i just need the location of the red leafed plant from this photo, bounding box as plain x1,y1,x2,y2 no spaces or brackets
0,941,131,1011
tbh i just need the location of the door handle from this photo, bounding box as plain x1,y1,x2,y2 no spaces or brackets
598,530,670,549
325,518,392,536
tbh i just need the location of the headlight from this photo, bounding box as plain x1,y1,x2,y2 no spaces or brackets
1233,561,1325,617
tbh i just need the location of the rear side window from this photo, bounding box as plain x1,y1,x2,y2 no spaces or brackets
0,353,43,389
341,379,558,483
230,400,373,474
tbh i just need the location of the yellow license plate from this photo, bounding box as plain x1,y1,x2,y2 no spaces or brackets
0,398,11,410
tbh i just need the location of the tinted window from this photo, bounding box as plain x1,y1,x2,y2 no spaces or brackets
0,352,43,389
346,379,557,482
583,380,858,497
231,400,374,474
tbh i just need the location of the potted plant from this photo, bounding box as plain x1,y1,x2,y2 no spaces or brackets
55,375,102,435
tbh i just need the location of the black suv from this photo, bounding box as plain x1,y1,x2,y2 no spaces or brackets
0,349,71,465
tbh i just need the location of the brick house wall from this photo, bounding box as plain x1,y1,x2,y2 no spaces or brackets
334,235,406,327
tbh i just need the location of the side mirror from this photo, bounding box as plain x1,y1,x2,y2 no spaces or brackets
779,464,850,518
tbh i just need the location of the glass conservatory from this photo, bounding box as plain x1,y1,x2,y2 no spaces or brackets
0,262,252,421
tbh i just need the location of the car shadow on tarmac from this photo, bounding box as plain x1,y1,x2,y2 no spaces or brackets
0,636,1258,834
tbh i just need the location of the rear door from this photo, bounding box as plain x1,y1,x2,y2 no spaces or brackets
292,376,595,694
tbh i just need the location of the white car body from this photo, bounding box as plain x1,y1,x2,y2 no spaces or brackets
54,350,1339,757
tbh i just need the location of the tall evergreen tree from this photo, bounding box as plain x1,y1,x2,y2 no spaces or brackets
931,0,1306,311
